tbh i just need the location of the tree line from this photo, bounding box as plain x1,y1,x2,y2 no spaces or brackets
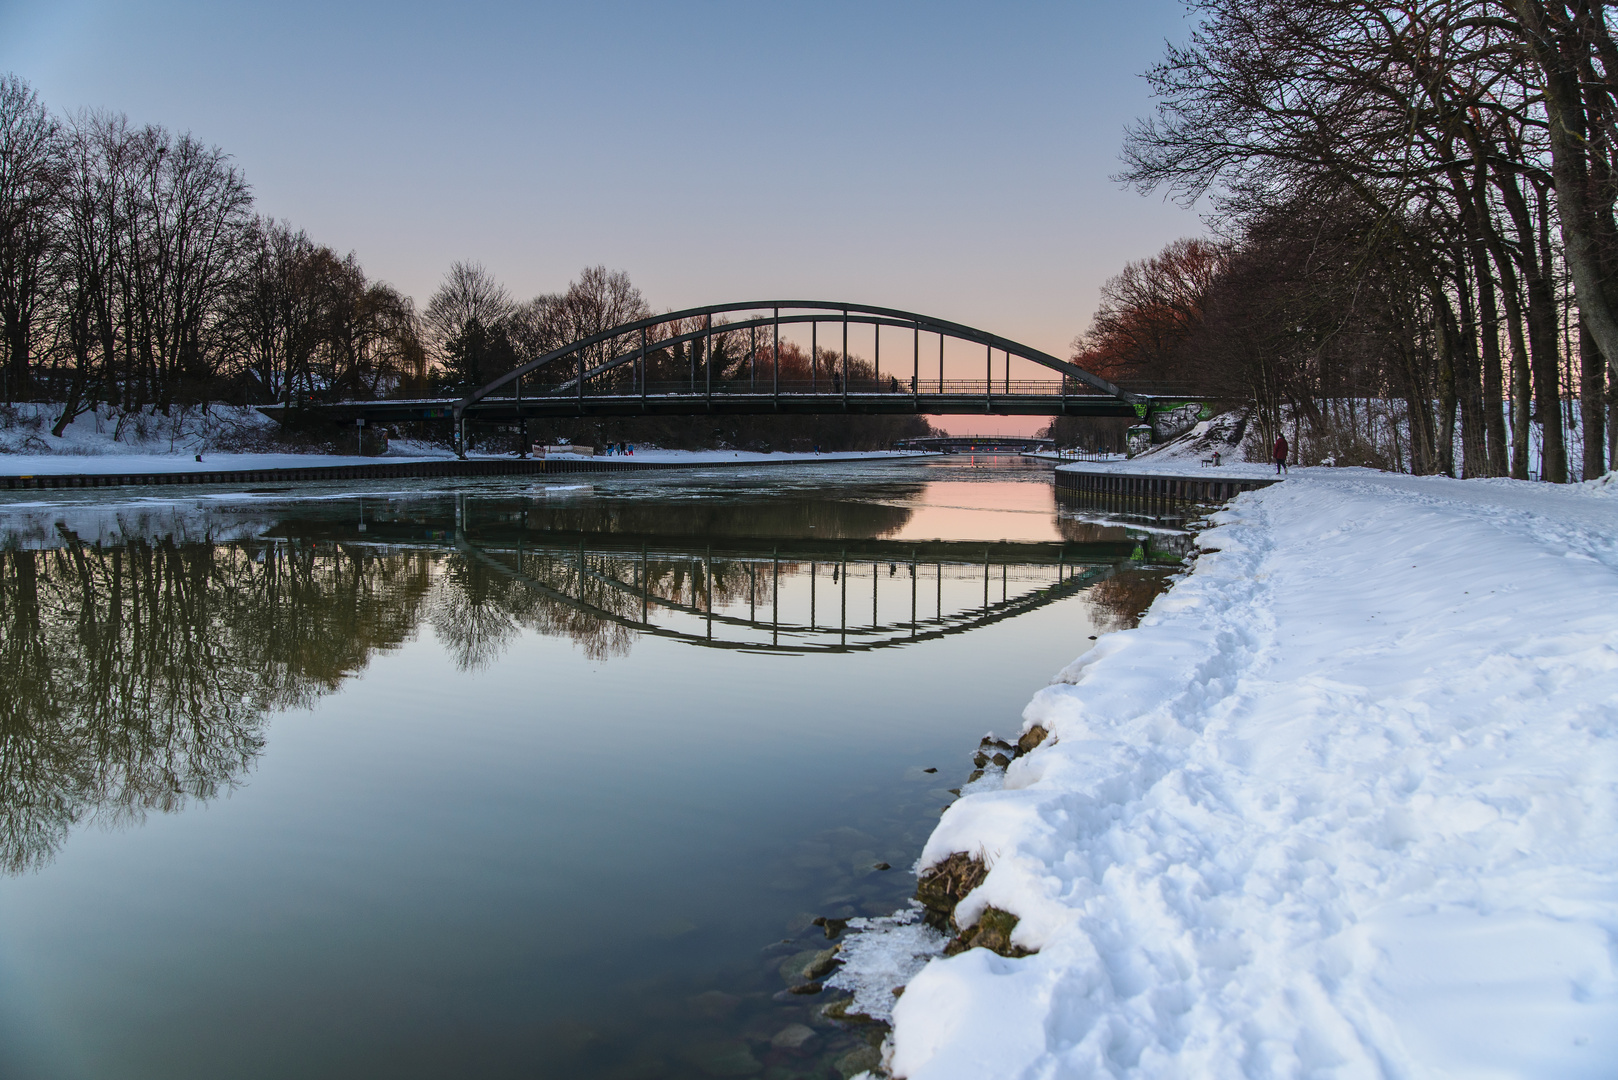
0,74,931,450
0,74,427,431
1065,0,1618,480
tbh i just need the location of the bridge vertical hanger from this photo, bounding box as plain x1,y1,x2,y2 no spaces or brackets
811,321,817,392
516,370,524,458
749,326,756,391
772,307,780,406
704,314,712,408
913,321,919,406
841,309,849,408
639,327,648,404
986,343,992,411
577,351,584,409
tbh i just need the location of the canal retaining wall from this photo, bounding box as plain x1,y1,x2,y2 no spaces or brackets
1055,466,1280,509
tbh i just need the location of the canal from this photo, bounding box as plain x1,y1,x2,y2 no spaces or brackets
0,457,1187,1080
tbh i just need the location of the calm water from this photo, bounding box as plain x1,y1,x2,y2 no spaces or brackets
0,458,1185,1080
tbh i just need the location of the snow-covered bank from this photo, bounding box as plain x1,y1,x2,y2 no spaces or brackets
0,447,931,478
0,451,451,476
0,403,934,477
891,470,1618,1078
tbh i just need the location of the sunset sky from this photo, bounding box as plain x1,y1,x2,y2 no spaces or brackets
1,0,1203,434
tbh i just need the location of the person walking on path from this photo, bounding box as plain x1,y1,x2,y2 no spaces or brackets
1273,433,1289,475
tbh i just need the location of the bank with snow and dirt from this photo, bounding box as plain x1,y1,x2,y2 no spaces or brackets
844,467,1618,1079
0,402,936,487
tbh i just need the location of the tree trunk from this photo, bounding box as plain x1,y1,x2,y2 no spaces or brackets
1433,294,1459,477
1447,272,1491,477
1581,319,1608,478
1474,254,1510,475
1532,187,1570,482
1492,247,1534,479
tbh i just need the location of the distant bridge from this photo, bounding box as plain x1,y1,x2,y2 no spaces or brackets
259,301,1202,452
892,435,1055,453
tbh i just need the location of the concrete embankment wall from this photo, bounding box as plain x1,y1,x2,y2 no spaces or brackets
1054,467,1279,509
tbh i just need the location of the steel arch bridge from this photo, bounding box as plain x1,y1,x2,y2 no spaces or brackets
260,301,1203,444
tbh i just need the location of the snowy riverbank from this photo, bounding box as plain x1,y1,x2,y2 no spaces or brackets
0,402,934,478
887,469,1618,1078
0,446,932,478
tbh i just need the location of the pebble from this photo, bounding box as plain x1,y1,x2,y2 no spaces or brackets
835,1045,882,1079
679,1040,762,1077
688,990,742,1019
770,1023,820,1052
778,947,840,984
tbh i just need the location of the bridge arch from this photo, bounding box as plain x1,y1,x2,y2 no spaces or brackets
454,300,1142,420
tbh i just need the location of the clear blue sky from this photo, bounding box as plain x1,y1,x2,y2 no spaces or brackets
2,0,1202,431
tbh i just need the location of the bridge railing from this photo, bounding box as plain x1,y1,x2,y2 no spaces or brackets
476,377,1135,400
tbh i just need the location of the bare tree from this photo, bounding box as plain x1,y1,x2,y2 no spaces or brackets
423,260,513,355
0,75,60,403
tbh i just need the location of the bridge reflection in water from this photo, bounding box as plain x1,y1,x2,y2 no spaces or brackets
314,489,1192,660
455,535,1162,656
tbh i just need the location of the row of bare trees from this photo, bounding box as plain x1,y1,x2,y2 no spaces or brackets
1077,0,1618,480
0,75,425,433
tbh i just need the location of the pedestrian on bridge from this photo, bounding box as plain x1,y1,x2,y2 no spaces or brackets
1273,433,1289,475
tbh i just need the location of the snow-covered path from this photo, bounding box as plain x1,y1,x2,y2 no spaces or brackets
893,471,1618,1079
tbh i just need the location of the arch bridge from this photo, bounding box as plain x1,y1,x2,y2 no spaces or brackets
263,301,1200,447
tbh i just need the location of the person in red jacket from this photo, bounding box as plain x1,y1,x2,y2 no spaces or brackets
1273,433,1289,475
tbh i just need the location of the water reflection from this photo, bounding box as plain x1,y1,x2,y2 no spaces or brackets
0,490,1179,875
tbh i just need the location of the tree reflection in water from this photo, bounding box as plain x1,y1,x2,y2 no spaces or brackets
0,539,433,873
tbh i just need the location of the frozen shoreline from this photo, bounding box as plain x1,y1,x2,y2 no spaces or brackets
887,469,1618,1078
0,447,931,479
